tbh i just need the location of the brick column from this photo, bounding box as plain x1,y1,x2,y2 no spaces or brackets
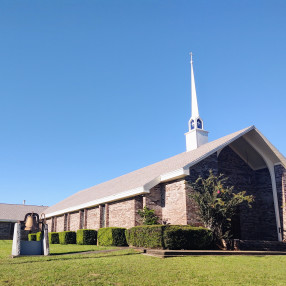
99,205,104,228
105,204,109,228
67,213,70,231
84,209,87,229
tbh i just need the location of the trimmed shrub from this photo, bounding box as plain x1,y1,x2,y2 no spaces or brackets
77,229,97,245
48,232,60,244
36,231,43,241
98,227,127,246
59,231,76,244
163,225,213,250
28,233,37,241
126,225,164,249
126,225,213,250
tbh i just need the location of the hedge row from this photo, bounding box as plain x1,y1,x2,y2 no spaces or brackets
32,225,212,250
28,232,43,242
98,227,127,246
77,229,97,245
126,225,213,250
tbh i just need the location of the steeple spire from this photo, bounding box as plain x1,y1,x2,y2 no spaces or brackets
190,53,199,119
185,53,209,151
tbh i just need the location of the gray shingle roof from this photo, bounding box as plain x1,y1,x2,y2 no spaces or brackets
0,204,48,222
46,126,271,217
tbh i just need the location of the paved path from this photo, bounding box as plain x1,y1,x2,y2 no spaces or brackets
52,247,131,256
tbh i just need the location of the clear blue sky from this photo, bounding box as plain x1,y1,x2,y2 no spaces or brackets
0,1,285,206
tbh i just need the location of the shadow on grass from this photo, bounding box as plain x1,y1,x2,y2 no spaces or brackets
51,248,119,256
8,250,141,265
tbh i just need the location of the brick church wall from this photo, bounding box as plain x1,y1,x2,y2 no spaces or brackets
56,215,65,232
108,198,136,229
0,222,14,239
161,179,188,225
185,152,218,227
145,185,162,222
218,146,277,240
46,218,52,232
44,147,283,240
135,196,143,226
69,211,80,231
145,179,192,225
275,164,286,239
86,206,100,229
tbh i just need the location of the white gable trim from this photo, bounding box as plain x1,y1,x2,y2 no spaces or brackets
244,135,282,241
183,126,256,171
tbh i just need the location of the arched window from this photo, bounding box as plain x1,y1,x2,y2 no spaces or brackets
197,119,202,129
191,120,195,130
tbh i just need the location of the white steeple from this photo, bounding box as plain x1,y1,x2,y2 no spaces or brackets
185,53,208,151
190,53,199,119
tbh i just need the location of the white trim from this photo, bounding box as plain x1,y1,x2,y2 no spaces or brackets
143,177,161,192
46,169,191,218
255,129,286,168
183,126,255,171
160,168,189,183
46,187,148,218
217,148,223,157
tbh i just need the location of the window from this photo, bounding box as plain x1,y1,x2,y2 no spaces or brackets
191,119,195,130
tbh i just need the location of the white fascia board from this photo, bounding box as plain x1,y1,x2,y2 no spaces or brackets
47,169,192,218
254,129,286,168
160,168,189,182
45,186,147,218
143,177,161,191
183,126,255,171
144,168,190,191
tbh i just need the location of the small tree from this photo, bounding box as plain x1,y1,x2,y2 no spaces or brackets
138,206,159,225
189,170,254,247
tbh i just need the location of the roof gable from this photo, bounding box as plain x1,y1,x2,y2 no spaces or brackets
45,126,285,217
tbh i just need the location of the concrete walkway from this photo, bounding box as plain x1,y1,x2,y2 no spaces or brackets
52,247,129,256
144,249,286,258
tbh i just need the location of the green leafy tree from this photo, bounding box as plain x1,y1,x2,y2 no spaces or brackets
189,170,254,246
138,206,159,225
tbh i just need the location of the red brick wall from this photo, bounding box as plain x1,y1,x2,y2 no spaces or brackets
46,218,52,232
162,179,188,225
69,211,80,231
56,215,65,232
146,185,162,222
0,222,14,239
185,181,203,227
86,207,100,229
108,198,136,229
134,196,143,226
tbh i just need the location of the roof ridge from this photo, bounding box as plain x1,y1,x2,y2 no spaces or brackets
0,203,48,207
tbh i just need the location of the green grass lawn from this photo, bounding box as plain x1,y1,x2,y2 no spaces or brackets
1,240,286,285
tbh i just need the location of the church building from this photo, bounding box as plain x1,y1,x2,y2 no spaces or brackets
45,55,286,241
